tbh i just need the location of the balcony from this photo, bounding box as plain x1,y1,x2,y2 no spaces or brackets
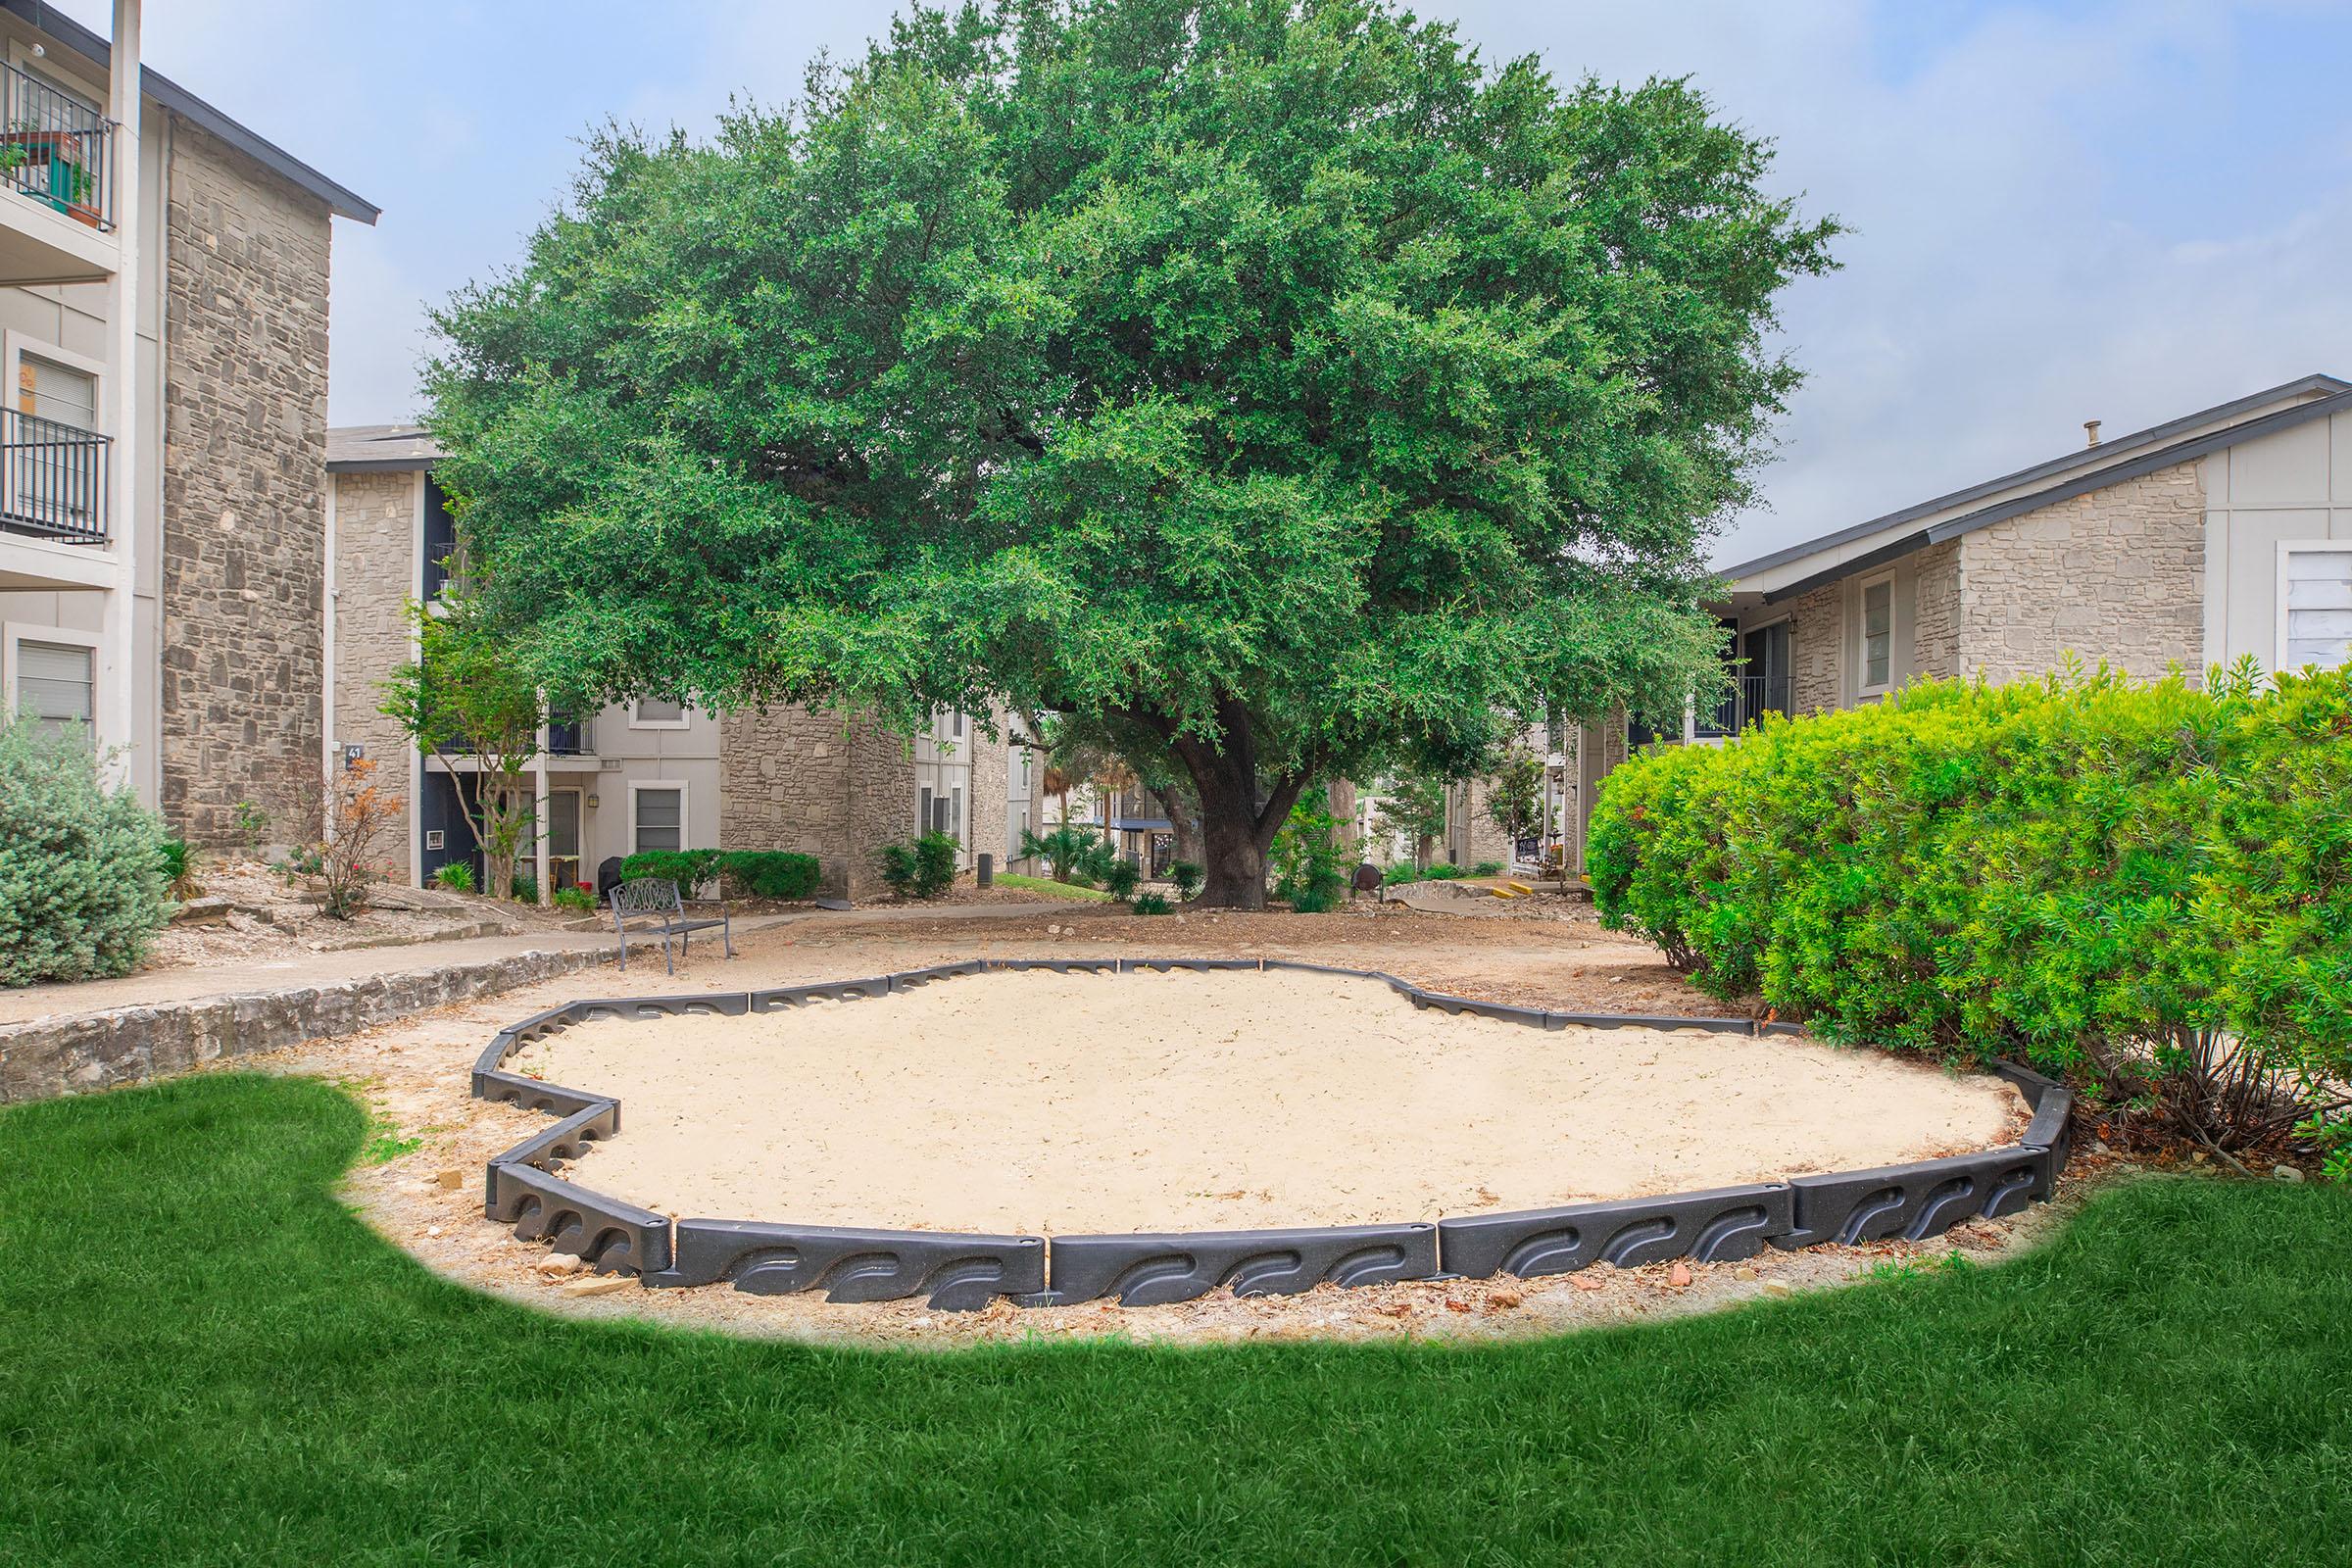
1694,673,1793,740
542,711,601,772
1,408,109,543
0,61,118,284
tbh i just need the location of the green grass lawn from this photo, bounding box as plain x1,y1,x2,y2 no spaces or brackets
3,1075,2348,1565
994,871,1112,902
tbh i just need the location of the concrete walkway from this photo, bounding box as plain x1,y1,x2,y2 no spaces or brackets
0,901,1063,1027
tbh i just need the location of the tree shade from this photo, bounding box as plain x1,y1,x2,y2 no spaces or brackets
426,0,1838,904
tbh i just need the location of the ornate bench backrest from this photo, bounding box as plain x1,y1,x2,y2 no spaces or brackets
611,877,683,918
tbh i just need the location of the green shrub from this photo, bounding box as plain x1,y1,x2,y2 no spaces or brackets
0,716,171,987
1381,861,1422,886
552,885,597,912
717,850,820,900
1102,858,1143,902
1472,859,1504,876
1589,662,2352,1160
1131,891,1172,915
431,861,476,894
1021,824,1114,885
1168,859,1203,902
619,849,722,891
1423,862,1463,880
158,838,198,902
877,832,958,901
510,874,541,905
1271,786,1348,912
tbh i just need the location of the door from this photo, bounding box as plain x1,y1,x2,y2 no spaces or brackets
546,788,582,894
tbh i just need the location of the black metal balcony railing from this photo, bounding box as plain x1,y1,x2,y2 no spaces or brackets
1,407,109,543
1696,673,1794,738
545,713,594,756
0,61,114,232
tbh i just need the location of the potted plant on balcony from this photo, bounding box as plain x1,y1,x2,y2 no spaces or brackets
0,122,98,225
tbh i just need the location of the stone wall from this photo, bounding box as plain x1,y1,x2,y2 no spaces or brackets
331,470,416,854
718,705,916,900
1957,461,2205,684
1783,581,1843,714
848,723,918,901
968,710,1009,872
1912,539,1961,681
159,122,334,846
0,944,612,1105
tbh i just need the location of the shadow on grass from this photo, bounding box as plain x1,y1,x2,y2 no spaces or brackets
1,1072,2346,1565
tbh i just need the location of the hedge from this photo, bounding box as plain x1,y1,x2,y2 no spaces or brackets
617,849,821,901
1588,662,2352,1160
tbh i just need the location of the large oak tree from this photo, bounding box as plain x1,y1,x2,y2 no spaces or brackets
426,0,1837,906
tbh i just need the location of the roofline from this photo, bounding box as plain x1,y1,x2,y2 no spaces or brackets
2,0,379,223
1758,385,2352,605
1722,371,2350,582
326,456,436,474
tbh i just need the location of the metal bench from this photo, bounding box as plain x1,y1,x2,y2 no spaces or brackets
610,876,734,974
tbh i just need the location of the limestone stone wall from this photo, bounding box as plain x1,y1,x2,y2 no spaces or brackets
848,723,917,901
1783,581,1843,714
1956,461,2205,684
718,705,916,900
968,711,1009,871
1912,539,1961,681
331,470,416,847
159,122,334,845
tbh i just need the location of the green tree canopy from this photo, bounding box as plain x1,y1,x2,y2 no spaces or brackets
426,0,1838,905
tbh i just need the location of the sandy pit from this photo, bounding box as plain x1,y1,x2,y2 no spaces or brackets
507,969,2027,1235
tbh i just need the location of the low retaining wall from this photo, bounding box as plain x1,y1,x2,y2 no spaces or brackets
475,959,2077,1312
0,945,614,1105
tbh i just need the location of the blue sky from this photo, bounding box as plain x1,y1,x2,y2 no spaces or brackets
59,0,2352,564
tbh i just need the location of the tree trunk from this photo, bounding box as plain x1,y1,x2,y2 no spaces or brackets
1148,780,1202,870
1195,777,1276,907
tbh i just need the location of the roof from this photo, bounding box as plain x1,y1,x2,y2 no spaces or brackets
327,424,443,472
1728,372,2352,603
4,0,378,223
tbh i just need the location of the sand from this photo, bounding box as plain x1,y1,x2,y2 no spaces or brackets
509,969,2026,1235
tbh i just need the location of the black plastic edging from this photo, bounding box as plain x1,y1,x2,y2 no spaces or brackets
647,1220,1047,1310
1045,1223,1441,1307
1438,1183,1793,1281
486,1161,673,1274
466,959,2079,1309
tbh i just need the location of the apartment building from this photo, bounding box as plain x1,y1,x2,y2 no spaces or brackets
1566,372,2352,865
326,430,1039,900
0,1,374,843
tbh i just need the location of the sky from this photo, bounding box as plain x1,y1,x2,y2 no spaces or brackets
55,0,2352,566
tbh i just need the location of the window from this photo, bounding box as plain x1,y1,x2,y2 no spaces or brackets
950,786,964,845
20,354,96,429
631,786,684,853
918,786,934,836
630,698,688,728
1858,576,1893,695
2280,547,2352,671
15,637,93,745
6,337,105,537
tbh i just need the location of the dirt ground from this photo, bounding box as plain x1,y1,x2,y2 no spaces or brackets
152,858,580,970
234,899,2095,1347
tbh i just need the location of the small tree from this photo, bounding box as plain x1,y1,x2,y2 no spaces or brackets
1486,744,1545,852
1374,774,1449,871
380,589,542,903
285,756,402,919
